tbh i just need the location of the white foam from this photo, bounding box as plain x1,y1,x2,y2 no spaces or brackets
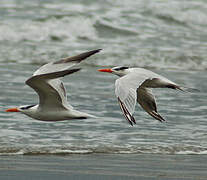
51,149,92,154
176,150,207,155
0,16,97,42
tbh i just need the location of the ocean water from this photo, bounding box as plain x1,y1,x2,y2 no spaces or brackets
0,0,207,155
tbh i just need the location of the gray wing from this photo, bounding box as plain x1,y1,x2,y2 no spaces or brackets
136,77,184,122
26,68,81,110
34,49,102,76
117,97,136,126
115,74,144,125
26,49,101,110
115,68,182,124
137,87,165,122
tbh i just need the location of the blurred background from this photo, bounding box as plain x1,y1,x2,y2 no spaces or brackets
0,0,207,69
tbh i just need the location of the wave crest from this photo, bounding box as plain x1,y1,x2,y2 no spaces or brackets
1,145,207,156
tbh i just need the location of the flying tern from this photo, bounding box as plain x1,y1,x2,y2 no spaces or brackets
5,49,101,121
98,66,196,126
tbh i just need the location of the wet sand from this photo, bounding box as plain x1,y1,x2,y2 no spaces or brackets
0,154,207,180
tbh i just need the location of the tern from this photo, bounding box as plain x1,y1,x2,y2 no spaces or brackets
5,49,101,121
98,66,196,126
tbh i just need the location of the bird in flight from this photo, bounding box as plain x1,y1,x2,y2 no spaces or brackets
5,49,101,121
98,66,197,126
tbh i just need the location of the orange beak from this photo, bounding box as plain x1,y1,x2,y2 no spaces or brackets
5,108,20,112
98,68,113,73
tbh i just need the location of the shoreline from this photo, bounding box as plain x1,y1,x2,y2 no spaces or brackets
1,153,207,180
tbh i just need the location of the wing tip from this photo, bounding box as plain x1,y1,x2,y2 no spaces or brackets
118,97,136,126
149,111,166,122
54,49,102,64
82,48,102,57
179,86,200,93
92,48,102,53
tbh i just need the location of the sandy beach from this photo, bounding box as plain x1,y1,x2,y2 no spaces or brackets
1,154,207,180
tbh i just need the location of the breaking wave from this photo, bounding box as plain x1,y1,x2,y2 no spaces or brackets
1,145,207,156
0,0,207,70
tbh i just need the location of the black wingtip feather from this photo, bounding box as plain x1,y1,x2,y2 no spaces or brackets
149,111,166,122
54,49,102,64
118,97,136,126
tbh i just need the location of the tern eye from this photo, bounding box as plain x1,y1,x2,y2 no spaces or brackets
113,66,129,71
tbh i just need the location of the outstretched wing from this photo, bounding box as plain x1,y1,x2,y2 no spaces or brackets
115,72,145,125
137,87,165,122
26,49,101,110
117,97,136,126
26,69,81,111
33,49,102,76
136,76,183,122
115,68,181,124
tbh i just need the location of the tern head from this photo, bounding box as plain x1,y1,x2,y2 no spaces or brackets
98,66,130,77
5,104,37,115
